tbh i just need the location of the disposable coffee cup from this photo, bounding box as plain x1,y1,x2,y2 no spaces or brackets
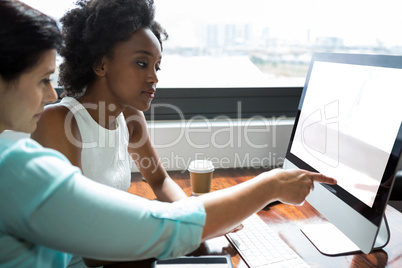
188,160,214,196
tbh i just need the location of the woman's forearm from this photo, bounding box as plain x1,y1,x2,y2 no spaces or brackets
199,172,277,240
153,176,188,202
199,169,336,241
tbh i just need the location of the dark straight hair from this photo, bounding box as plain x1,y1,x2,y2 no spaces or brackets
0,0,62,81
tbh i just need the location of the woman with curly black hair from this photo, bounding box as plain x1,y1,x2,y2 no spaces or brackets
57,0,167,97
32,0,179,196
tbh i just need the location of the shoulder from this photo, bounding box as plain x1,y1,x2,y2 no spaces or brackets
123,107,147,137
0,139,70,168
0,138,41,155
34,103,72,133
42,103,73,123
0,139,80,184
123,107,146,122
32,103,81,142
40,97,85,125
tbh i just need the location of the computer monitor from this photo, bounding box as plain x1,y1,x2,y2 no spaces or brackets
283,52,402,255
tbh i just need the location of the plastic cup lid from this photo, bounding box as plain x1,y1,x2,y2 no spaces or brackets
188,160,215,173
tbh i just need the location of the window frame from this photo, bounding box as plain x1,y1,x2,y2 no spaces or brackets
143,87,303,121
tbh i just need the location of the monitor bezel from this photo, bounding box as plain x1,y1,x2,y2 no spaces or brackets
285,52,402,227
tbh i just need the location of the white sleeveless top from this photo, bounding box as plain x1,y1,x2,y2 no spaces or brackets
59,97,131,191
60,97,132,267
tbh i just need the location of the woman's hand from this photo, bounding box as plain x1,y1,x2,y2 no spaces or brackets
267,169,337,206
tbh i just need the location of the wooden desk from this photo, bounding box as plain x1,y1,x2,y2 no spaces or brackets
107,168,402,268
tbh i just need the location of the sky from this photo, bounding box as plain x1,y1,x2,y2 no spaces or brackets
20,0,402,47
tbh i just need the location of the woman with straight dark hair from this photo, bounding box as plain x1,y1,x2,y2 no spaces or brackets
0,0,336,267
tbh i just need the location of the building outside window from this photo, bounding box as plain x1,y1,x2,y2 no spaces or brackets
22,0,402,106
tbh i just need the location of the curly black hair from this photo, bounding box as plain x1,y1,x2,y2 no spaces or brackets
58,0,168,97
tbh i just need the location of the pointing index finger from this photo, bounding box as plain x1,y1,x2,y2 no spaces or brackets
312,173,337,185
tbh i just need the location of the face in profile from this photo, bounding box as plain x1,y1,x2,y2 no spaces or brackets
0,49,58,133
100,27,162,112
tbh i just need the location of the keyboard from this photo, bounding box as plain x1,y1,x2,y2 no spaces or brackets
225,214,310,268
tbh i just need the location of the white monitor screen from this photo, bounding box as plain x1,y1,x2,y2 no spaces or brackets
290,60,402,207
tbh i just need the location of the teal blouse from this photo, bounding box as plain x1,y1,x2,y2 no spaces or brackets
0,138,206,267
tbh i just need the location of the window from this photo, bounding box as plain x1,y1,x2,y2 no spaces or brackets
154,0,402,89
22,0,402,119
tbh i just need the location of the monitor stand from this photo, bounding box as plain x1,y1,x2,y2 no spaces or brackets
300,215,390,256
